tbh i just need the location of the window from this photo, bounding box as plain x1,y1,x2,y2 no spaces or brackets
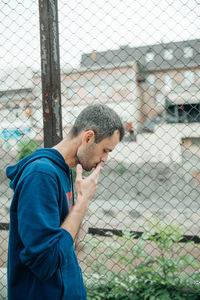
191,138,200,145
18,104,30,121
14,105,19,118
166,104,200,123
184,46,193,58
145,51,154,62
2,107,9,118
156,93,165,107
164,74,173,91
68,87,75,99
86,85,96,98
67,111,76,124
164,48,173,60
115,74,129,92
115,81,127,92
183,70,194,86
147,74,155,88
185,104,200,122
7,109,16,122
101,83,112,97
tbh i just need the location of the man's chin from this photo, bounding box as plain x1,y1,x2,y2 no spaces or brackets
82,165,93,172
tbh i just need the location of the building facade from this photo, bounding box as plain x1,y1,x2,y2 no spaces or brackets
60,61,140,136
80,39,200,155
81,39,200,127
0,67,35,150
1,39,200,155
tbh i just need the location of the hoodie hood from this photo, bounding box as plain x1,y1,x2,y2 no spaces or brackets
6,148,70,191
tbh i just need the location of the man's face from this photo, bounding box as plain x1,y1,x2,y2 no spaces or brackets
76,130,120,171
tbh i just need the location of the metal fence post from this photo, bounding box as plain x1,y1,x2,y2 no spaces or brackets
39,0,63,147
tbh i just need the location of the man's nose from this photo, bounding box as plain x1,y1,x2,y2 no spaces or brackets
101,153,108,163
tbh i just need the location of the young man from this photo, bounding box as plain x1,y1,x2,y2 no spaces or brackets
6,104,124,300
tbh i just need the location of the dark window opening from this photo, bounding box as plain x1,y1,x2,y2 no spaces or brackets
191,138,200,145
166,103,200,123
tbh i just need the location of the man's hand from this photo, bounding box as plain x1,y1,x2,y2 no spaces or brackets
75,163,101,213
61,163,101,240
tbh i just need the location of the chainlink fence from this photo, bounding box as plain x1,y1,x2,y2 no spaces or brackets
0,0,200,298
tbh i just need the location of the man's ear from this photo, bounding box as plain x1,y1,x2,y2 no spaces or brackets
82,130,95,145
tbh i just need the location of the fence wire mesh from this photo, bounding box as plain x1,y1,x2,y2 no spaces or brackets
0,0,200,299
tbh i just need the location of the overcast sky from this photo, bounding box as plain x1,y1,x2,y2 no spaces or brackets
0,0,199,72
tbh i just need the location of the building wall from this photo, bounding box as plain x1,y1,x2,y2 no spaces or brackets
109,122,200,165
60,62,141,134
0,67,36,147
0,89,34,147
140,66,200,123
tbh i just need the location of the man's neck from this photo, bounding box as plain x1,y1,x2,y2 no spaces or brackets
52,135,81,169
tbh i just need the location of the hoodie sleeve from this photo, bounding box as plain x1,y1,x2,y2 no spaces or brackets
17,171,74,281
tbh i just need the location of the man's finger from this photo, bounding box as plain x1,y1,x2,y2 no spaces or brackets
76,164,83,180
90,163,101,180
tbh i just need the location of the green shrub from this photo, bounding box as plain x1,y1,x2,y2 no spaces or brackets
85,218,200,299
17,139,37,161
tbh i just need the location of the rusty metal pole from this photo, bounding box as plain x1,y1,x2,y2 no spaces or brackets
39,0,63,147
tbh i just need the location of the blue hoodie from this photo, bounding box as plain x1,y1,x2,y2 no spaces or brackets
6,148,87,300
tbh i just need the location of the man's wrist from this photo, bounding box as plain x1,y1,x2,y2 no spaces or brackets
73,198,88,215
